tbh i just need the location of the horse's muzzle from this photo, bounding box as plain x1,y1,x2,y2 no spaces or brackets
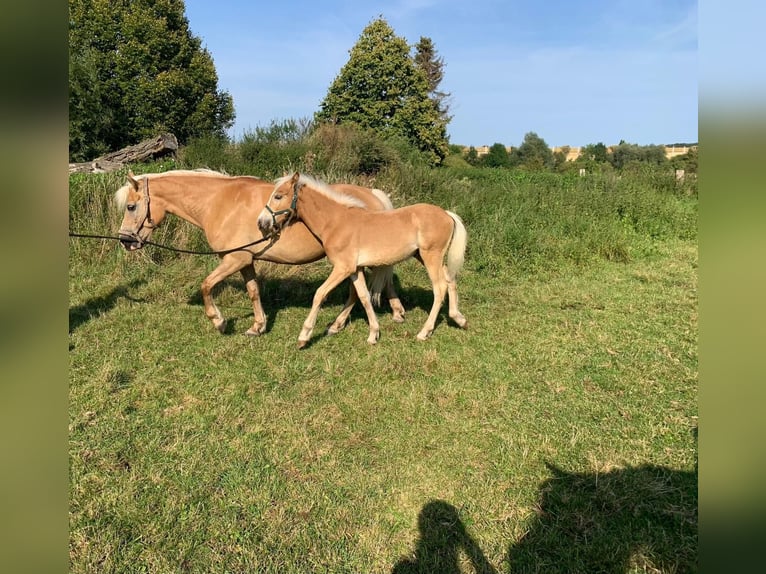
257,213,275,236
119,233,143,251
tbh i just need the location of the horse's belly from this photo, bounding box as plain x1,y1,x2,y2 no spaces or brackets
258,224,325,264
357,242,416,267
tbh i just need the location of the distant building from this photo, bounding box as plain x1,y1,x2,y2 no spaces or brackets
464,144,697,161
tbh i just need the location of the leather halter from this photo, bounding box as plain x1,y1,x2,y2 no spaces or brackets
263,180,300,231
121,177,155,245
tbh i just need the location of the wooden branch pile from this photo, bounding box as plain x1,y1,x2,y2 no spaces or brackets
69,133,178,173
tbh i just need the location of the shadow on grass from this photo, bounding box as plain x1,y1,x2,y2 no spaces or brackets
505,462,698,573
393,500,497,574
186,271,439,338
69,278,147,334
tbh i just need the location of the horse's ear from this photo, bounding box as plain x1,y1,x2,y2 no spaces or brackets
127,170,138,189
290,172,300,184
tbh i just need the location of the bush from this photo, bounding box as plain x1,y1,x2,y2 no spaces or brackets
308,123,401,175
237,119,312,178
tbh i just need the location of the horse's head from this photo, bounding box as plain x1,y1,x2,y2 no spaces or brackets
257,172,301,236
115,171,163,250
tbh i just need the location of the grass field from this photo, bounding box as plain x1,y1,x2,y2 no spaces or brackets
69,165,697,573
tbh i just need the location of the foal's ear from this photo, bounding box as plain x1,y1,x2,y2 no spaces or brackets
127,170,139,189
290,172,300,185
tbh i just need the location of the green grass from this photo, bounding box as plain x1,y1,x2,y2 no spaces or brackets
69,166,697,573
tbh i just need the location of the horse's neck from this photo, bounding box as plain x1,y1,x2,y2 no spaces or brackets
297,188,343,239
153,178,211,227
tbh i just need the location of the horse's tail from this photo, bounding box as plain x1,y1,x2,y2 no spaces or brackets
368,266,394,308
368,188,396,308
445,211,467,280
370,188,395,210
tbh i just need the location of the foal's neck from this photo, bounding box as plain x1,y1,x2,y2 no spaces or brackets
297,187,351,239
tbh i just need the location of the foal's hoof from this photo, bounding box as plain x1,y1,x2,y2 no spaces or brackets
215,319,227,334
245,328,263,337
392,313,406,324
297,340,309,350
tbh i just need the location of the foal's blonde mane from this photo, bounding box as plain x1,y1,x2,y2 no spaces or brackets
113,169,237,211
275,173,366,209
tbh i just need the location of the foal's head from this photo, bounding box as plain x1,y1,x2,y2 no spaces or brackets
257,172,301,237
115,171,166,250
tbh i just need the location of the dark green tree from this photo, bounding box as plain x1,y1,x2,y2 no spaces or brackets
465,146,480,166
609,141,644,170
512,132,554,171
68,0,235,161
640,144,668,165
482,143,511,168
413,36,451,124
315,17,449,165
670,146,698,174
581,142,609,163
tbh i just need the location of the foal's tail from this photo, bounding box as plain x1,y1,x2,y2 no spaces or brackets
445,211,467,280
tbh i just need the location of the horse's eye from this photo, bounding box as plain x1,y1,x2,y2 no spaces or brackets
127,204,137,212
274,194,283,201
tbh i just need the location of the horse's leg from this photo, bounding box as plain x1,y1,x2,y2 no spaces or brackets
349,269,381,344
200,253,249,334
298,266,354,349
415,250,449,341
444,265,468,329
383,267,406,323
240,264,267,336
326,279,358,335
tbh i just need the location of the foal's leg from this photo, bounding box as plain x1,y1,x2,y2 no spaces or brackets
416,250,449,341
241,264,267,335
349,269,381,344
444,265,468,329
298,266,354,349
326,279,359,335
200,253,250,333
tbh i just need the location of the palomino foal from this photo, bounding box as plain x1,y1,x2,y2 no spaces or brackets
257,173,468,348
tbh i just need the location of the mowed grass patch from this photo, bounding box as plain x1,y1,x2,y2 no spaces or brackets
69,234,696,572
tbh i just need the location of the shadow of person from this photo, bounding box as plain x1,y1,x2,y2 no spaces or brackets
393,500,497,574
506,462,698,573
69,278,146,334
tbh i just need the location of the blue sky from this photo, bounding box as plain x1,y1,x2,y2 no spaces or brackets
183,0,698,148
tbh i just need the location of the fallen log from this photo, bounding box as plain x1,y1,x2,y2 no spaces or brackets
69,133,178,173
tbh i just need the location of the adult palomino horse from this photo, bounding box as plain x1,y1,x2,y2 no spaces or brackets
115,169,405,335
257,172,468,347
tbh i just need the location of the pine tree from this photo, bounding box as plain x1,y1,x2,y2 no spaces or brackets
316,17,448,165
68,0,235,161
413,36,451,123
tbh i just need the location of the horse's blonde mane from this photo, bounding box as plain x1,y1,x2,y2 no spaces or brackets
275,173,366,209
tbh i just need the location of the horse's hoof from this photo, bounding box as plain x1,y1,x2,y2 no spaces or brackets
245,328,262,337
215,319,227,334
297,340,308,350
326,323,344,335
392,314,405,323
